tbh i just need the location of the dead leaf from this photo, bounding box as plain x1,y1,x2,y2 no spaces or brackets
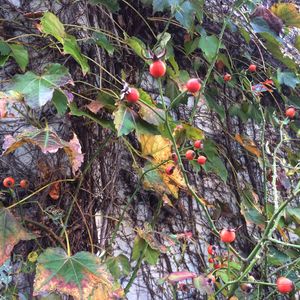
234,134,261,157
86,101,103,114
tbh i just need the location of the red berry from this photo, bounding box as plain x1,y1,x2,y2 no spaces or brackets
220,228,236,243
186,78,201,93
125,88,139,103
20,179,29,189
214,262,221,269
171,153,178,163
276,277,294,294
149,60,166,78
207,245,216,255
248,64,257,72
3,177,15,188
185,150,195,160
223,73,232,82
194,140,203,149
208,257,214,263
197,155,207,165
165,165,175,175
285,107,296,119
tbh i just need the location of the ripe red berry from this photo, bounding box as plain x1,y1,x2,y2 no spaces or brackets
149,60,166,78
194,140,203,149
197,155,207,165
125,88,139,103
171,153,178,163
214,262,221,269
165,165,175,175
285,107,296,119
208,257,214,263
248,64,257,72
207,245,216,255
185,150,195,160
276,277,294,294
20,179,29,189
186,78,201,93
3,177,15,188
220,228,236,243
223,73,232,82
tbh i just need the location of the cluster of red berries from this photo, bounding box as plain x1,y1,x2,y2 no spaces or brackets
207,245,221,269
223,64,257,82
165,140,207,175
2,177,29,189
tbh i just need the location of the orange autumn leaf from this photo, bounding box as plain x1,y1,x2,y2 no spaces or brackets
234,134,261,157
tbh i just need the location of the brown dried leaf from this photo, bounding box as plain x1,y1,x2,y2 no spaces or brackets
234,134,261,157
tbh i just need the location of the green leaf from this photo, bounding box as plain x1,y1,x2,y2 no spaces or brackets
34,248,113,299
240,189,266,228
135,119,160,135
9,63,72,109
0,208,34,266
132,236,146,261
276,69,300,88
153,0,172,12
205,90,225,120
40,12,89,75
182,123,205,140
202,139,228,182
63,35,90,75
239,26,251,44
198,34,220,62
174,1,195,31
184,37,200,55
0,41,28,71
271,3,300,28
126,36,147,60
268,246,290,266
144,246,160,265
94,32,115,56
9,44,29,72
52,89,68,115
286,207,300,223
96,91,116,111
113,103,137,136
41,12,66,43
88,0,120,12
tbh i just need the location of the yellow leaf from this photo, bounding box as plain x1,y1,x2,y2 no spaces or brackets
139,134,172,162
271,3,300,28
234,134,261,157
138,134,186,198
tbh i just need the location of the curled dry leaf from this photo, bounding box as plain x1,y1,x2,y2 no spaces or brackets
33,248,114,300
234,134,261,158
2,129,84,175
0,208,35,266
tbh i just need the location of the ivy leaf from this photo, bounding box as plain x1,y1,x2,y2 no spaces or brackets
33,248,114,300
63,35,90,76
271,3,300,28
88,0,120,12
9,63,73,109
144,246,160,265
113,103,137,136
52,90,68,115
0,41,29,71
40,12,89,75
126,36,147,60
93,33,115,56
198,34,220,62
174,1,195,31
0,208,35,266
276,69,300,89
40,12,66,43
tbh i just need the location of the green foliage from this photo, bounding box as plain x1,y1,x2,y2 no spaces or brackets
8,63,72,109
41,12,90,75
88,0,120,12
0,40,28,71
